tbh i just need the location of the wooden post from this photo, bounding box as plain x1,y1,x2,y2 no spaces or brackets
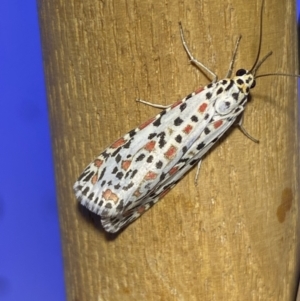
38,0,299,300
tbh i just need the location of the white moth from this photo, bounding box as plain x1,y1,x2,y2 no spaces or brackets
74,0,296,233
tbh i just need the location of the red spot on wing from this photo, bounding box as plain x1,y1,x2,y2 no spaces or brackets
91,174,98,184
94,159,103,168
133,189,142,197
111,137,126,148
183,124,193,134
102,189,119,203
170,100,182,109
122,210,132,217
159,188,171,199
195,87,204,94
139,117,156,130
198,102,208,113
164,145,177,160
144,140,156,152
144,171,158,181
122,205,146,218
213,120,223,129
169,166,179,175
121,160,132,171
137,206,146,214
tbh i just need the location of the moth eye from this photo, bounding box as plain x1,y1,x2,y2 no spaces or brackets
236,69,246,76
250,80,256,89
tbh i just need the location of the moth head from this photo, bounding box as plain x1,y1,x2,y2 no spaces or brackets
233,69,256,94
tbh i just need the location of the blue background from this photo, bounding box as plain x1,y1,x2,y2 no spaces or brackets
0,1,298,301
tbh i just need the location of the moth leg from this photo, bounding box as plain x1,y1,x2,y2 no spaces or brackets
136,99,171,109
194,160,202,186
225,35,242,79
179,22,218,83
237,115,259,143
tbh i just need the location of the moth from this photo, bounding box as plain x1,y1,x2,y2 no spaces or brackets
74,0,294,233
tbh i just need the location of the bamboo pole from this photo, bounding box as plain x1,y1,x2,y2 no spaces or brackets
38,0,299,300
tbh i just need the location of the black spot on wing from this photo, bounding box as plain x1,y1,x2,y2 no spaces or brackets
206,92,212,99
115,154,122,163
185,93,193,100
191,115,198,122
88,192,94,200
178,157,189,164
159,172,167,181
99,167,106,181
158,132,167,148
189,159,199,166
152,110,167,127
153,117,161,127
125,170,131,179
180,103,187,111
156,160,163,169
114,183,121,189
175,135,182,143
197,142,205,150
123,140,132,149
128,129,137,137
82,187,90,196
116,199,124,210
111,148,121,157
174,117,183,126
76,185,83,191
123,181,134,190
147,155,154,163
77,170,90,182
148,133,156,139
204,128,211,135
116,172,124,180
136,154,145,162
101,151,109,159
131,169,138,179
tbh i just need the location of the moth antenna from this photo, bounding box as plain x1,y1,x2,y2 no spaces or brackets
249,0,265,74
252,51,272,76
256,73,300,79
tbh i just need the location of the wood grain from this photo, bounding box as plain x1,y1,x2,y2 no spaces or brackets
38,0,299,300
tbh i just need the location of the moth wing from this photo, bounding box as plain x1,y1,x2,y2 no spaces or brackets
74,86,219,232
99,112,240,232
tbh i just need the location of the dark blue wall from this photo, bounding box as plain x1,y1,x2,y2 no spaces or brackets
0,1,298,301
0,1,65,300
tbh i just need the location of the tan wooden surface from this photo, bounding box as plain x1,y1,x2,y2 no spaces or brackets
38,0,299,300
